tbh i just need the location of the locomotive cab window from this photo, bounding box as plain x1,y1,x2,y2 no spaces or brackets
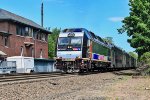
71,37,82,46
58,37,70,45
58,37,82,51
58,37,82,46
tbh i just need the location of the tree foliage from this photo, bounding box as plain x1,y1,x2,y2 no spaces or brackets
103,37,114,44
140,52,150,65
48,28,60,58
128,52,138,59
118,0,150,57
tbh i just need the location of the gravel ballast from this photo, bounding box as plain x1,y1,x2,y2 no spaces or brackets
0,70,150,100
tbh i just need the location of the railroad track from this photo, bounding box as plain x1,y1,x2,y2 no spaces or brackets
0,72,78,83
0,71,102,83
0,69,136,83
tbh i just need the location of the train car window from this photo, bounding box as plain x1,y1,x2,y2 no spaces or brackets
58,38,70,45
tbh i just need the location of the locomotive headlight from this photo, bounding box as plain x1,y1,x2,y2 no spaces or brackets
67,46,72,48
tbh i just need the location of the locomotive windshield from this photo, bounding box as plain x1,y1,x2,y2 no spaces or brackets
58,37,82,45
58,38,70,45
58,37,82,51
71,38,82,45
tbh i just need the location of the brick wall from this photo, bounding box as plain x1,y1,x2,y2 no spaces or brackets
0,21,49,58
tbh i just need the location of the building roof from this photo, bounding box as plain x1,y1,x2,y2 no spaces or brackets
0,8,51,33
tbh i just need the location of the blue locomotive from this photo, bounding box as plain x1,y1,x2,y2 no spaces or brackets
55,28,137,72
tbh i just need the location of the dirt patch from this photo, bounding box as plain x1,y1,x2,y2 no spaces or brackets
0,70,150,100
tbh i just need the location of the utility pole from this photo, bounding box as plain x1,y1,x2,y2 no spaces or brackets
41,1,44,27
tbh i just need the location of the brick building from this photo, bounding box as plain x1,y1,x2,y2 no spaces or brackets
0,8,51,60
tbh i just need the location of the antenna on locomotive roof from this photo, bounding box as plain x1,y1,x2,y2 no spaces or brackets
41,0,44,27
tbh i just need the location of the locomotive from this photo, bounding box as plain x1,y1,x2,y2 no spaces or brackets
55,28,137,72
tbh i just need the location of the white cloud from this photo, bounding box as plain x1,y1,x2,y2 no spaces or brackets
108,17,124,22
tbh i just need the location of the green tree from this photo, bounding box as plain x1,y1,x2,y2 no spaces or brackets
128,52,138,59
103,37,114,44
140,52,150,65
48,28,60,58
118,0,150,57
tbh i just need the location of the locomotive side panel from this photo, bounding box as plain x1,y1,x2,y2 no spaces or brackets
82,33,88,58
91,41,110,61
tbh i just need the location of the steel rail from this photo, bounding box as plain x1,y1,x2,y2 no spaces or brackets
0,73,78,83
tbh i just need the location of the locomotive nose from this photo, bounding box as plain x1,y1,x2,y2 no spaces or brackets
57,51,82,59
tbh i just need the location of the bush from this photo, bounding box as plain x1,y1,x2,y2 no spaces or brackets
140,52,150,65
145,67,150,75
139,52,150,75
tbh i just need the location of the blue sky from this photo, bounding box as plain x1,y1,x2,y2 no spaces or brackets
0,0,135,52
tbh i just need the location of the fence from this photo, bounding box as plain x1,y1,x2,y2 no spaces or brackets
0,61,16,73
